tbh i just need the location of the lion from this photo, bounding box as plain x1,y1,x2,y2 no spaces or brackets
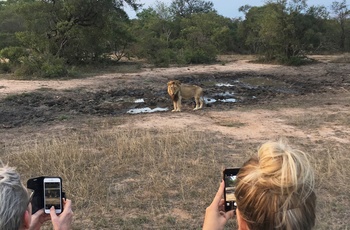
167,80,204,112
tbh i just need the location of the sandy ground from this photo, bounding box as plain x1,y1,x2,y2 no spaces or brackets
1,57,349,144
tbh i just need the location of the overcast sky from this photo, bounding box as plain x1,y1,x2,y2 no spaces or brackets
125,0,337,19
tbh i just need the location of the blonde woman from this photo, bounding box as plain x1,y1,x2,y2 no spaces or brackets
203,140,316,230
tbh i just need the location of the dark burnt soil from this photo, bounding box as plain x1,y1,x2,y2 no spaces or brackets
0,67,349,129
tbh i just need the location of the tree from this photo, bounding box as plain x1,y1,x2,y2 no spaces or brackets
131,7,176,66
10,0,140,62
170,0,215,17
238,5,266,53
331,0,350,51
239,0,329,63
0,0,142,77
130,4,237,66
0,2,25,50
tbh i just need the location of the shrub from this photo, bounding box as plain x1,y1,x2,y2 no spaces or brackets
41,55,68,78
153,49,176,67
0,62,11,73
15,53,68,78
184,47,217,64
14,55,41,76
279,56,314,66
0,46,28,65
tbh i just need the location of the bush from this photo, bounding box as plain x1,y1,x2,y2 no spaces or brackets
0,62,11,73
0,46,28,64
153,49,176,67
184,47,217,64
41,55,68,78
255,55,315,66
279,56,314,66
14,55,41,76
15,53,68,78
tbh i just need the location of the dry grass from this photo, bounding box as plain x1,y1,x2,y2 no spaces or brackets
2,115,349,229
311,143,350,229
1,88,350,229
2,125,251,229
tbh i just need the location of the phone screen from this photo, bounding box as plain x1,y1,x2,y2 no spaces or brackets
223,168,240,212
44,179,62,213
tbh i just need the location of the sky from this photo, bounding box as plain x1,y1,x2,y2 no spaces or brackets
125,0,337,19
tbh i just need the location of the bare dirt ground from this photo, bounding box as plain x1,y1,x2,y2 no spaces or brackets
1,56,350,229
0,56,349,145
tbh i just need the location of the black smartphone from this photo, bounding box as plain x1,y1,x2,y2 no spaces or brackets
27,176,65,214
44,177,63,214
223,168,240,212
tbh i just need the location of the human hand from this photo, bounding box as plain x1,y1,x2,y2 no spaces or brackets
29,209,51,230
202,181,235,230
50,198,74,230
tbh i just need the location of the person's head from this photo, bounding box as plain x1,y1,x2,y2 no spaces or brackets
235,140,316,230
0,164,32,230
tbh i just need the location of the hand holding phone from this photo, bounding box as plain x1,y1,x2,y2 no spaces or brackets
43,177,62,214
223,168,240,212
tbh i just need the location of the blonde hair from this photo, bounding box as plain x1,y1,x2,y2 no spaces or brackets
235,140,316,230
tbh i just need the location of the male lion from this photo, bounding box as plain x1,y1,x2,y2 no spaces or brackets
167,80,204,112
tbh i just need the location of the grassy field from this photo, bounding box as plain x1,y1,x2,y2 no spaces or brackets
1,107,349,229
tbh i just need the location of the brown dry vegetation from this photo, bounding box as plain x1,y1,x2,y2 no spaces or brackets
0,55,350,229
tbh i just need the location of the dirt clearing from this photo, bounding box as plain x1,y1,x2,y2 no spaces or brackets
0,56,350,229
0,57,349,142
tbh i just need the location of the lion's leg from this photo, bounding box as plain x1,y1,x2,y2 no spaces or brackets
199,97,203,109
177,97,182,112
193,97,200,110
194,97,203,110
172,101,177,112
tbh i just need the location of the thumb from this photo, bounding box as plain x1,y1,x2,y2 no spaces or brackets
49,206,57,220
31,208,43,218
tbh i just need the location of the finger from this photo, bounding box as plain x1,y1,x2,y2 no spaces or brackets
31,208,44,218
49,206,57,220
211,181,225,205
63,199,72,210
33,209,50,220
41,214,51,222
218,198,225,206
225,210,235,219
218,199,226,212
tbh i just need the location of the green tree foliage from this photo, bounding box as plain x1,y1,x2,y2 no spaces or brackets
180,12,222,63
17,0,139,63
170,0,215,17
0,2,25,49
1,0,350,77
0,0,139,77
130,8,174,66
331,0,350,51
238,5,265,53
130,0,238,66
239,0,329,63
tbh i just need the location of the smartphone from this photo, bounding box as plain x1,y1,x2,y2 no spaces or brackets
43,177,62,214
223,168,240,212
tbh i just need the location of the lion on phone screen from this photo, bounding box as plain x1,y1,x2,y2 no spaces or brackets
167,80,204,112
